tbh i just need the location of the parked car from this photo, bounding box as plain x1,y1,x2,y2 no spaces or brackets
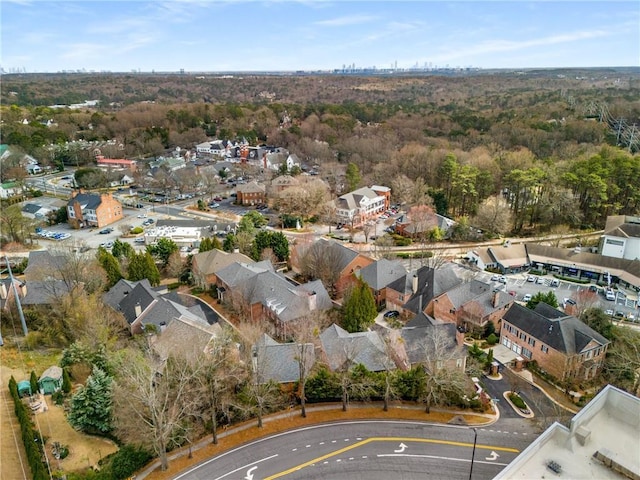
134,237,145,244
490,275,499,281
100,241,114,249
137,213,147,218
384,310,400,319
213,196,223,201
522,294,532,302
98,228,113,234
526,275,536,282
550,279,560,287
627,312,636,322
536,277,546,284
209,203,220,208
604,309,614,316
589,285,599,292
498,276,507,284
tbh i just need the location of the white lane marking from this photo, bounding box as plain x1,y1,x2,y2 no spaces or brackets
378,453,509,467
292,448,297,451
207,454,279,480
319,442,325,445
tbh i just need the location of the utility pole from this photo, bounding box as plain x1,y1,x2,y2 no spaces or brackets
5,256,28,336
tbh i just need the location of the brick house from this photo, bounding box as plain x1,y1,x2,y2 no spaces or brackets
236,181,266,206
355,258,407,307
431,280,514,333
500,303,610,382
96,155,137,171
67,191,123,228
290,238,374,297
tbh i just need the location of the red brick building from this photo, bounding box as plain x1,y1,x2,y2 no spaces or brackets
67,191,123,228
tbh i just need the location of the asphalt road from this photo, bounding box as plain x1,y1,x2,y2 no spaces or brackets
173,421,529,480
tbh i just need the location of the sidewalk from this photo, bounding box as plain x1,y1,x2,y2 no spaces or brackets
136,402,499,480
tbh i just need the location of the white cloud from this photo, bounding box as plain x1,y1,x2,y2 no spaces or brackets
429,29,611,63
315,14,378,27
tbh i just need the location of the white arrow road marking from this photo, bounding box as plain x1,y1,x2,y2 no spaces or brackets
485,451,500,461
245,466,257,480
210,454,278,480
394,443,408,453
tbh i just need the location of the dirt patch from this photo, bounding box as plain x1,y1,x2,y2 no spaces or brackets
37,400,118,473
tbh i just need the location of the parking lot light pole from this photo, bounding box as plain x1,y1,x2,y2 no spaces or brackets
468,427,478,480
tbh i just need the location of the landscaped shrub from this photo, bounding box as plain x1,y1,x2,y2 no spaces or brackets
109,445,152,480
486,333,498,345
509,392,527,409
130,227,143,234
553,274,589,284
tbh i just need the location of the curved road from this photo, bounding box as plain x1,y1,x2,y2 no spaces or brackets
173,421,531,480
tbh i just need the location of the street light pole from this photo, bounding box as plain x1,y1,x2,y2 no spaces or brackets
468,427,478,480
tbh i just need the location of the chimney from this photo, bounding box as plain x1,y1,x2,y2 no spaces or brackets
134,303,142,318
308,291,317,311
0,283,6,300
412,274,418,294
493,291,500,308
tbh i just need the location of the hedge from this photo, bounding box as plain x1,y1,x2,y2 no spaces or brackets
8,376,50,480
509,392,527,410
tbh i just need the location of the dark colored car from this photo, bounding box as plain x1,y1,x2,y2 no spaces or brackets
98,228,113,234
384,310,400,319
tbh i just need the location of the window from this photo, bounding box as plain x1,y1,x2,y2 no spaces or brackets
522,348,532,359
541,345,548,353
528,337,536,347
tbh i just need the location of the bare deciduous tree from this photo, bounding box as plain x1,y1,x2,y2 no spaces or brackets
113,348,200,471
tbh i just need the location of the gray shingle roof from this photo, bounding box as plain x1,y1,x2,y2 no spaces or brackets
356,259,407,290
216,261,273,289
309,238,361,274
24,251,66,280
401,313,461,365
67,192,102,210
397,264,463,314
151,314,220,363
101,278,140,310
118,280,160,324
502,303,609,355
254,334,315,384
21,280,75,305
192,249,254,277
442,279,513,317
320,324,388,372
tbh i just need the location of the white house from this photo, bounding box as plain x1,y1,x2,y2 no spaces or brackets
333,185,390,227
599,215,640,261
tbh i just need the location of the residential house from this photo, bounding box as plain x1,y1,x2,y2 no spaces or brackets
400,312,466,371
38,366,63,395
394,212,455,239
500,303,610,382
150,314,221,364
464,249,498,271
333,185,390,227
103,278,217,335
290,238,374,296
599,215,640,261
236,181,266,206
215,261,332,337
495,384,639,480
386,263,463,316
319,324,390,373
192,249,254,289
355,258,407,307
431,280,514,333
67,190,123,228
253,334,315,384
0,182,24,199
270,174,300,194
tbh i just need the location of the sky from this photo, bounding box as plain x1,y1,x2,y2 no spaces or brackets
1,1,638,73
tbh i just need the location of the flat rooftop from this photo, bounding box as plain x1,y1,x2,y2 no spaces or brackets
495,384,639,479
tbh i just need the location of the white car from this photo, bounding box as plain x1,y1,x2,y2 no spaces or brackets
100,241,114,249
604,309,614,316
523,294,532,302
137,213,147,218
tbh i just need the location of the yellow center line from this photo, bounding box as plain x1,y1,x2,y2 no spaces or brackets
264,437,519,479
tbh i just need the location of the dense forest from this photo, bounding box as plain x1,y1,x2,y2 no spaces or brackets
1,69,639,232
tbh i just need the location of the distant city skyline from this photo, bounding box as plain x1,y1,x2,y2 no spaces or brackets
1,1,638,73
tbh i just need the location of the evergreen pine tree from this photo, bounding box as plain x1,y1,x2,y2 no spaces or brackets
342,279,377,332
68,366,113,434
29,371,38,395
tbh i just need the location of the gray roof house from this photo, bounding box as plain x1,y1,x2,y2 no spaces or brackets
400,313,466,371
103,278,214,335
319,324,389,373
24,250,66,281
355,258,407,306
253,334,315,384
388,263,463,315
